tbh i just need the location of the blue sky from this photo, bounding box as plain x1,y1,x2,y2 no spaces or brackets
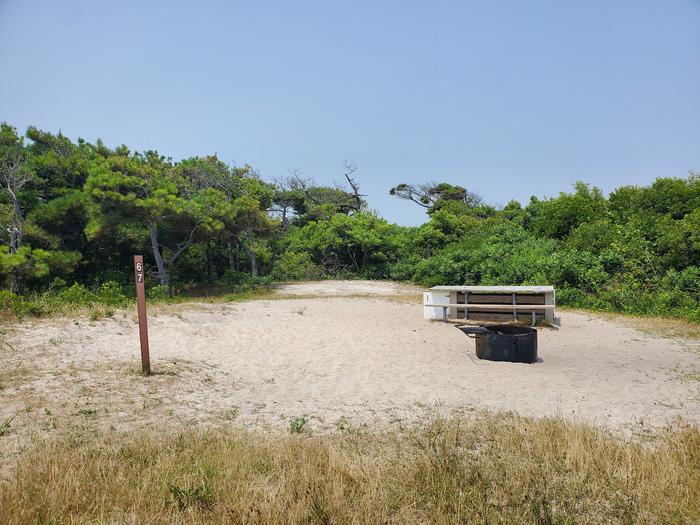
1,0,698,225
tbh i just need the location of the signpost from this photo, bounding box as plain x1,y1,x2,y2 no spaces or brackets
133,255,151,375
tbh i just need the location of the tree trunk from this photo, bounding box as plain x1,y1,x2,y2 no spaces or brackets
246,231,258,277
149,221,169,291
7,194,24,292
206,241,212,283
8,193,23,254
226,240,235,271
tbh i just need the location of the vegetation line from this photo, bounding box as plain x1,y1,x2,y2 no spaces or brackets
1,124,698,322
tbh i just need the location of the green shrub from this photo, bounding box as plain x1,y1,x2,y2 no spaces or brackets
221,270,250,287
147,284,169,300
0,292,48,318
289,416,308,434
388,258,421,281
56,283,97,306
272,252,324,281
47,277,68,292
0,290,18,311
97,281,129,306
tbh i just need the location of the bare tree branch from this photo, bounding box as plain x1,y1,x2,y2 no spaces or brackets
1,151,32,253
343,160,365,212
287,169,321,205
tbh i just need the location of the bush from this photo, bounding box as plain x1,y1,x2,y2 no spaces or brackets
55,283,97,306
0,291,47,318
97,281,129,306
220,270,250,287
147,284,169,300
388,257,421,281
0,290,18,311
272,252,324,281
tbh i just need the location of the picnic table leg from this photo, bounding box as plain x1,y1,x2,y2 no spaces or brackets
545,291,555,323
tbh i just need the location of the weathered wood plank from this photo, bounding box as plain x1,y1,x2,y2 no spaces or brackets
456,293,547,305
424,304,554,310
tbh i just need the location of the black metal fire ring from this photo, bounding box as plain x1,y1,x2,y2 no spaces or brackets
456,324,538,364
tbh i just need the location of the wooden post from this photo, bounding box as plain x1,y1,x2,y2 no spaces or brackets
133,255,150,375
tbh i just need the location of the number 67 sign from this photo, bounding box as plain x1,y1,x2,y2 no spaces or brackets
133,255,151,375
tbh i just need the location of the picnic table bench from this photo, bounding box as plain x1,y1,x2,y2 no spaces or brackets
423,285,556,325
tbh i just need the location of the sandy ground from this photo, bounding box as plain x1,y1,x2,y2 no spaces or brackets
1,280,699,469
274,280,423,296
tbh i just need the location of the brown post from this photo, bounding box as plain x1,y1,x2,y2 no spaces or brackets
133,255,151,375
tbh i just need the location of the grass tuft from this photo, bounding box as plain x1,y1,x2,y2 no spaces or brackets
289,415,309,434
0,415,14,437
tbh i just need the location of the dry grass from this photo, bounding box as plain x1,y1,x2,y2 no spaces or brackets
560,307,700,341
0,342,30,393
1,414,698,524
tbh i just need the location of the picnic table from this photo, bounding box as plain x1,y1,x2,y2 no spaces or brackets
423,285,556,325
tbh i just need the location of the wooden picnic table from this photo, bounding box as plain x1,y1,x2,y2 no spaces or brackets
424,285,556,325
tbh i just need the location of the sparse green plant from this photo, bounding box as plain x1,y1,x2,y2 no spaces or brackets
0,416,14,436
169,482,214,511
289,415,309,434
334,417,350,432
41,417,57,431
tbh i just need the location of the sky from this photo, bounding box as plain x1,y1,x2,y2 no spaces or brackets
1,0,698,226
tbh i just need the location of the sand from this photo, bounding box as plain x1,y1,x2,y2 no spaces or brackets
1,280,698,468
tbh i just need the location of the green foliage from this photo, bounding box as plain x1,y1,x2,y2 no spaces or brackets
278,212,401,278
1,122,698,323
272,251,325,281
0,246,81,291
55,283,97,305
289,416,309,434
147,284,169,300
404,178,700,321
0,282,108,318
219,270,272,292
527,182,607,239
97,281,129,306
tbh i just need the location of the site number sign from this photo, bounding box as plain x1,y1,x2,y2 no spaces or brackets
133,255,151,375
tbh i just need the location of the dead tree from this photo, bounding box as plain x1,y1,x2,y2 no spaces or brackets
286,162,366,215
342,160,365,213
1,151,32,254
